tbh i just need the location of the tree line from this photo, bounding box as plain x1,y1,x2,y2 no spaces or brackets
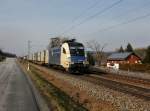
117,43,134,53
0,49,6,61
86,41,150,66
0,49,16,61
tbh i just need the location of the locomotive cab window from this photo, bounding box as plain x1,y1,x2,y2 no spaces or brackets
63,48,66,54
68,42,85,56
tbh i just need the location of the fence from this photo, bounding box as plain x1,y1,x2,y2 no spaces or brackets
120,64,150,73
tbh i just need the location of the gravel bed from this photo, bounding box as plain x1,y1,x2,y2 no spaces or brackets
95,66,150,80
45,69,150,111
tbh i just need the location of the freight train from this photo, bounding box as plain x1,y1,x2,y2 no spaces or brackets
26,38,89,73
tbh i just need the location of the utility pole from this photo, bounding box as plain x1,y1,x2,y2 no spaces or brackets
27,40,31,71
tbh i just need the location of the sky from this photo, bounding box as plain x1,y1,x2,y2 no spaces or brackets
0,0,150,56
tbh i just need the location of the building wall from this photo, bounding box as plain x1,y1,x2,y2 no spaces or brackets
107,60,125,64
127,55,141,64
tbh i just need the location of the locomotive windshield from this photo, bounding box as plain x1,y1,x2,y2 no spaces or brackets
68,42,85,56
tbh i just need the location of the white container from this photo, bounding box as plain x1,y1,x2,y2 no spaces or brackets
45,50,49,64
37,52,41,62
41,50,45,63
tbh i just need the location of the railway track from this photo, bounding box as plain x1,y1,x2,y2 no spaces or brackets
90,67,150,84
78,74,150,101
29,63,150,101
99,74,150,88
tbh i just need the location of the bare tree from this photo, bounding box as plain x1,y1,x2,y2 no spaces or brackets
87,40,107,66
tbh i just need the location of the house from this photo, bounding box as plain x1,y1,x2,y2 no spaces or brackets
107,52,142,64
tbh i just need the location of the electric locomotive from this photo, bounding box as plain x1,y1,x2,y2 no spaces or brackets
49,38,89,72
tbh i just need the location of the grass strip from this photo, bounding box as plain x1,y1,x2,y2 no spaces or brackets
29,65,88,111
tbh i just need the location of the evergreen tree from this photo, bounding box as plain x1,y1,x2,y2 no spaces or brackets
118,46,124,52
125,43,133,52
143,46,150,63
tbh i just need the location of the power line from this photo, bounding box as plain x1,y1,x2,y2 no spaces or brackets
62,0,123,35
93,12,150,34
95,2,150,29
71,0,102,23
61,0,102,35
112,2,150,20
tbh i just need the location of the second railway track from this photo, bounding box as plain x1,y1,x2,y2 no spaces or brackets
78,74,150,101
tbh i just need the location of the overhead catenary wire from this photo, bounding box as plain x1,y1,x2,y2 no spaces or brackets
111,2,150,21
92,12,150,34
61,0,102,35
62,0,124,35
95,1,150,29
83,2,150,36
71,0,102,23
